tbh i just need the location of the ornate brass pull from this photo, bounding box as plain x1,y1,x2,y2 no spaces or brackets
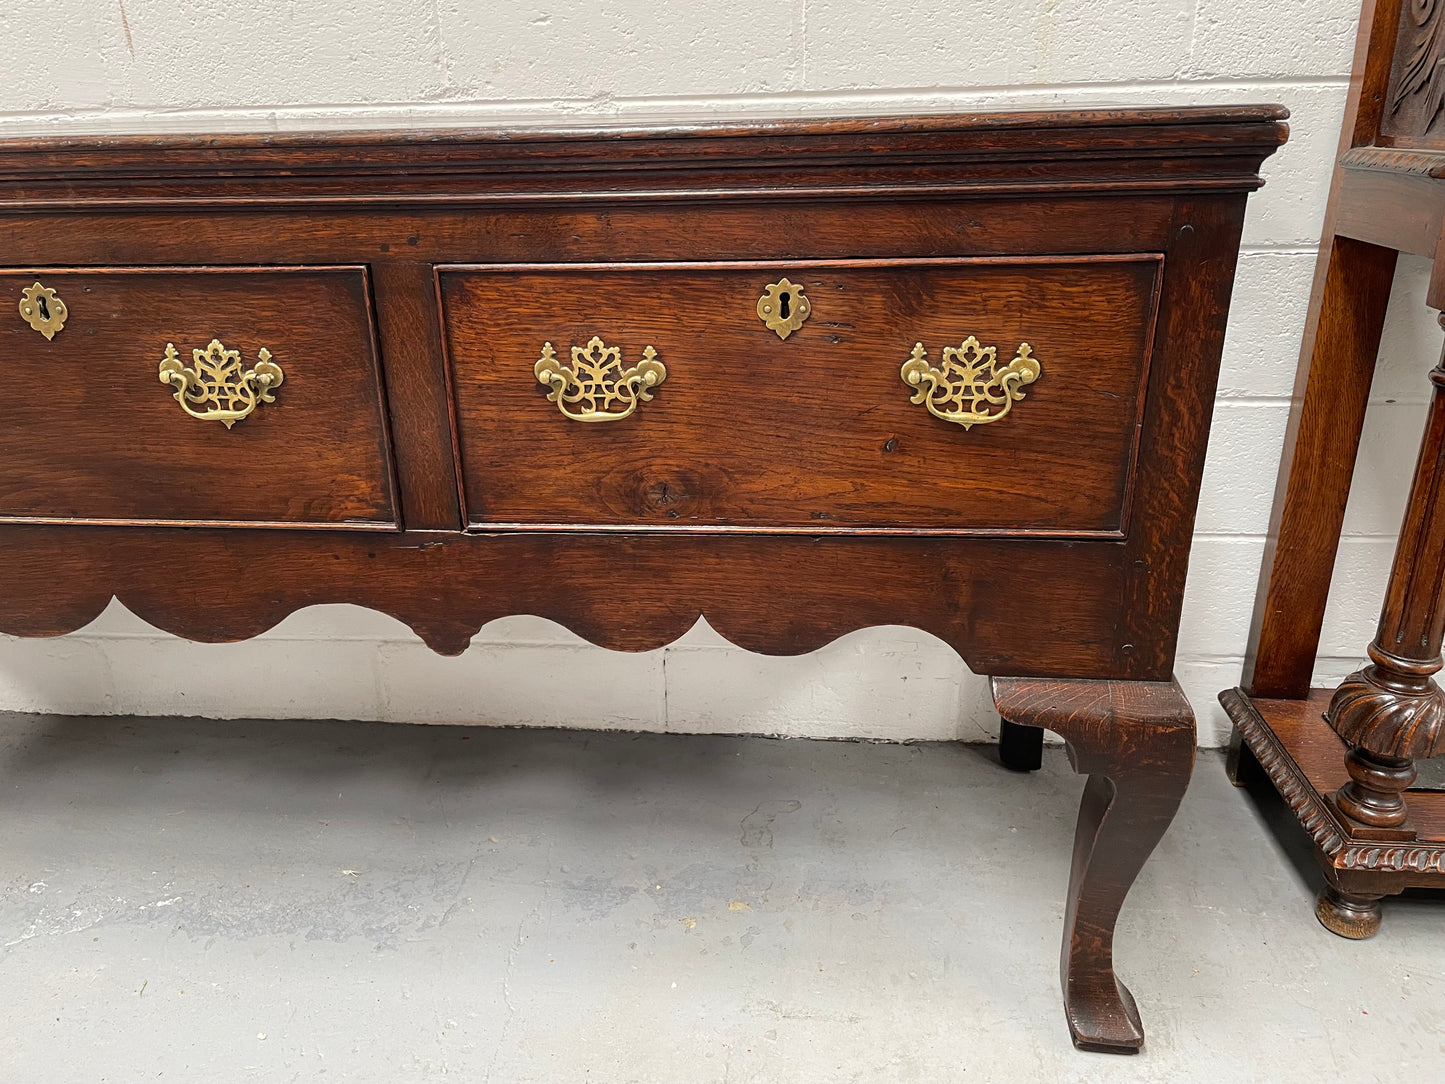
900,336,1041,430
18,282,67,340
159,338,284,429
535,335,665,423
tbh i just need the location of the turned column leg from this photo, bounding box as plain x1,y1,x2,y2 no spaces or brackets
992,676,1194,1054
1324,339,1445,839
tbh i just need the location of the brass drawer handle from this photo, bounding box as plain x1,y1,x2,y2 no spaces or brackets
900,336,1041,430
18,282,67,340
535,336,665,423
159,338,285,429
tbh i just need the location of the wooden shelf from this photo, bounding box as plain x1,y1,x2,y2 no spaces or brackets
1221,689,1445,880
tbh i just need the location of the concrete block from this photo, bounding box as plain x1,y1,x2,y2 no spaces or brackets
437,1,798,100
1217,250,1318,399
1173,656,1248,746
1190,0,1356,78
377,639,666,730
101,636,383,720
0,2,113,113
65,600,419,645
88,0,449,110
1371,255,1444,405
0,636,112,716
1313,654,1366,687
662,626,985,742
1318,538,1398,656
804,0,1195,88
0,8,111,114
49,598,156,639
1195,402,1291,536
1341,401,1430,537
1179,536,1399,660
1241,83,1348,249
1178,537,1270,659
251,605,427,644
471,614,622,648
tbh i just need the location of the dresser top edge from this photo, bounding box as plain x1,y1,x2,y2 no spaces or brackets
0,104,1288,149
0,106,1289,181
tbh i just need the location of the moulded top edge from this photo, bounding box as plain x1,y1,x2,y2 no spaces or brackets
0,105,1291,158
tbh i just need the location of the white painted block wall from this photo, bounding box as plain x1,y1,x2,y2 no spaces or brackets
0,0,1436,745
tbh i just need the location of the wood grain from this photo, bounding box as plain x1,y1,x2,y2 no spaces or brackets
993,676,1195,1053
441,257,1160,534
370,261,462,530
0,199,1178,268
1242,237,1397,698
0,526,1129,672
1115,197,1249,678
0,110,1286,1053
0,107,1288,209
1223,0,1445,941
1225,690,1445,845
0,266,397,528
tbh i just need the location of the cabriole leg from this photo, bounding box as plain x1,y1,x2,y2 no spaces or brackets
992,676,1195,1053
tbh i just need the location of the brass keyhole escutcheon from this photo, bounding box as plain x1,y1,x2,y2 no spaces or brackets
757,277,811,340
18,282,67,340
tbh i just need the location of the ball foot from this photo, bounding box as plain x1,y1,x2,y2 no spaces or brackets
1314,887,1382,939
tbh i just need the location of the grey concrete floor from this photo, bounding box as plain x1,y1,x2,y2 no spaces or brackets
1,715,1441,1083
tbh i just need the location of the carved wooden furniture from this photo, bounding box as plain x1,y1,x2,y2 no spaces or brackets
1222,0,1445,938
0,109,1283,1051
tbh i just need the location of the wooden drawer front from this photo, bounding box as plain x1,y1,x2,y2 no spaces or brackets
0,267,397,528
441,257,1161,535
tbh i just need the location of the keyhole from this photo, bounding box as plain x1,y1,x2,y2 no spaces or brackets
778,291,791,320
37,296,50,320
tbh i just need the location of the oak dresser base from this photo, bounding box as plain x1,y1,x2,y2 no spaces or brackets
0,108,1283,1052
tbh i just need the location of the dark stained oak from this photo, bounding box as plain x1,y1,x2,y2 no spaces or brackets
0,199,1181,268
1221,689,1445,938
1227,0,1445,938
0,266,397,529
0,108,1285,1052
1241,236,1396,698
0,106,1290,209
440,257,1160,534
1323,335,1445,830
0,527,1132,669
994,677,1195,1053
1116,196,1251,678
369,261,463,530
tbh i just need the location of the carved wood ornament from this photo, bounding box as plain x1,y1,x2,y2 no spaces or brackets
1228,0,1445,941
1393,0,1445,134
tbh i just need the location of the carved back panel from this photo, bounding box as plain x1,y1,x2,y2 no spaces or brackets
1382,0,1445,144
